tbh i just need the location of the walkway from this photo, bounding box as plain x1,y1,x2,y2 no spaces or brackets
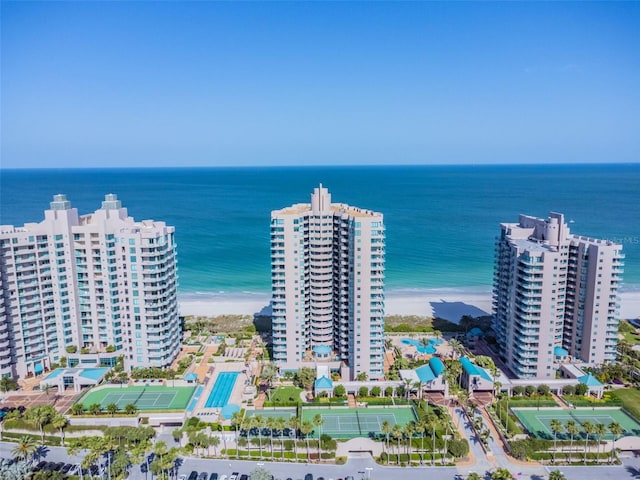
348,394,356,408
192,345,218,382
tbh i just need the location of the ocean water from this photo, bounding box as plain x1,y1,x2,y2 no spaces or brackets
1,164,639,297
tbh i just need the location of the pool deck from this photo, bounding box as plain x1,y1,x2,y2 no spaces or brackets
192,361,248,419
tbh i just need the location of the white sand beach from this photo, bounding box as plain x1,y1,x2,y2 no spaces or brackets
178,289,640,323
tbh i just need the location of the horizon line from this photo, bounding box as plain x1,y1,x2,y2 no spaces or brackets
2,161,639,172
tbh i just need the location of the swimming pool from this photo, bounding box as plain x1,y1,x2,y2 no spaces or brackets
401,338,437,354
205,372,240,408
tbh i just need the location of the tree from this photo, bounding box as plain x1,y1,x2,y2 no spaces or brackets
50,413,68,446
300,421,313,462
609,421,623,463
391,424,402,465
548,470,566,480
550,419,563,463
575,383,589,396
565,420,579,463
467,474,482,480
0,376,18,393
358,386,369,397
333,385,346,397
381,420,392,465
296,367,316,390
124,403,138,415
11,436,37,463
356,372,368,381
209,435,220,457
288,416,299,462
562,384,575,396
425,413,439,466
491,467,514,479
260,362,279,402
594,422,607,460
275,416,286,459
537,384,551,396
70,403,85,416
265,417,275,459
24,405,55,444
106,403,120,416
88,403,102,416
231,410,244,459
313,414,323,462
582,421,595,464
250,466,273,480
371,386,381,397
403,421,415,459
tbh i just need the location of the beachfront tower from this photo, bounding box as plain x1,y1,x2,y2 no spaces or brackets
270,185,385,381
0,194,180,378
493,212,623,379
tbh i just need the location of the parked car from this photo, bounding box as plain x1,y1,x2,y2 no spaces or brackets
239,475,249,480
229,472,239,480
209,473,218,480
305,474,314,480
188,472,199,480
198,473,209,480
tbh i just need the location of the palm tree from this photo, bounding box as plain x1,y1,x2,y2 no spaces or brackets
288,416,299,463
275,416,286,459
442,422,452,465
254,415,265,458
548,470,567,480
50,413,68,447
467,473,482,480
594,422,607,461
24,405,55,444
582,421,595,464
300,421,313,462
11,436,37,463
381,420,391,465
312,414,323,462
491,468,514,480
403,421,415,459
265,417,275,459
70,403,85,416
565,420,579,463
608,421,623,463
209,435,221,457
448,338,463,360
231,410,244,459
106,403,119,416
425,413,439,466
550,419,563,463
417,418,427,465
88,403,102,416
391,424,402,465
259,362,279,402
403,378,413,400
124,403,138,415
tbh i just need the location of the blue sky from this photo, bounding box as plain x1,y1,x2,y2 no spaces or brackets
2,2,639,168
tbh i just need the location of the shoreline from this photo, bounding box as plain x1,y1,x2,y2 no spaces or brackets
178,288,640,322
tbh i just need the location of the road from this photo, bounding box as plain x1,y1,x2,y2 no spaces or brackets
3,441,640,480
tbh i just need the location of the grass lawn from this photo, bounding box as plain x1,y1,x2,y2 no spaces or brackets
610,388,640,421
270,386,303,404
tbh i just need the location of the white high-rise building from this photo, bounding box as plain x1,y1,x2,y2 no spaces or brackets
493,212,623,379
0,194,180,378
270,185,385,381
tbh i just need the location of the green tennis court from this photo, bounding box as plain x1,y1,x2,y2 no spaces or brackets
512,407,640,440
301,407,418,439
78,385,196,411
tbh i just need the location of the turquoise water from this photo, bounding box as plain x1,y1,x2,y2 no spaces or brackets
205,372,239,408
80,368,110,380
1,164,638,296
401,338,439,354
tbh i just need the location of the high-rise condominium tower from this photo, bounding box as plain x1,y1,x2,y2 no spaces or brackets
0,194,180,378
270,185,385,380
493,212,623,379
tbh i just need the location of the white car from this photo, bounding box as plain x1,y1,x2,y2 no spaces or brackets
219,476,228,480
178,475,188,480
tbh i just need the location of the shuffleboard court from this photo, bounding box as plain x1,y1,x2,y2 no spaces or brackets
78,385,196,411
245,408,297,421
301,407,417,439
512,407,640,440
